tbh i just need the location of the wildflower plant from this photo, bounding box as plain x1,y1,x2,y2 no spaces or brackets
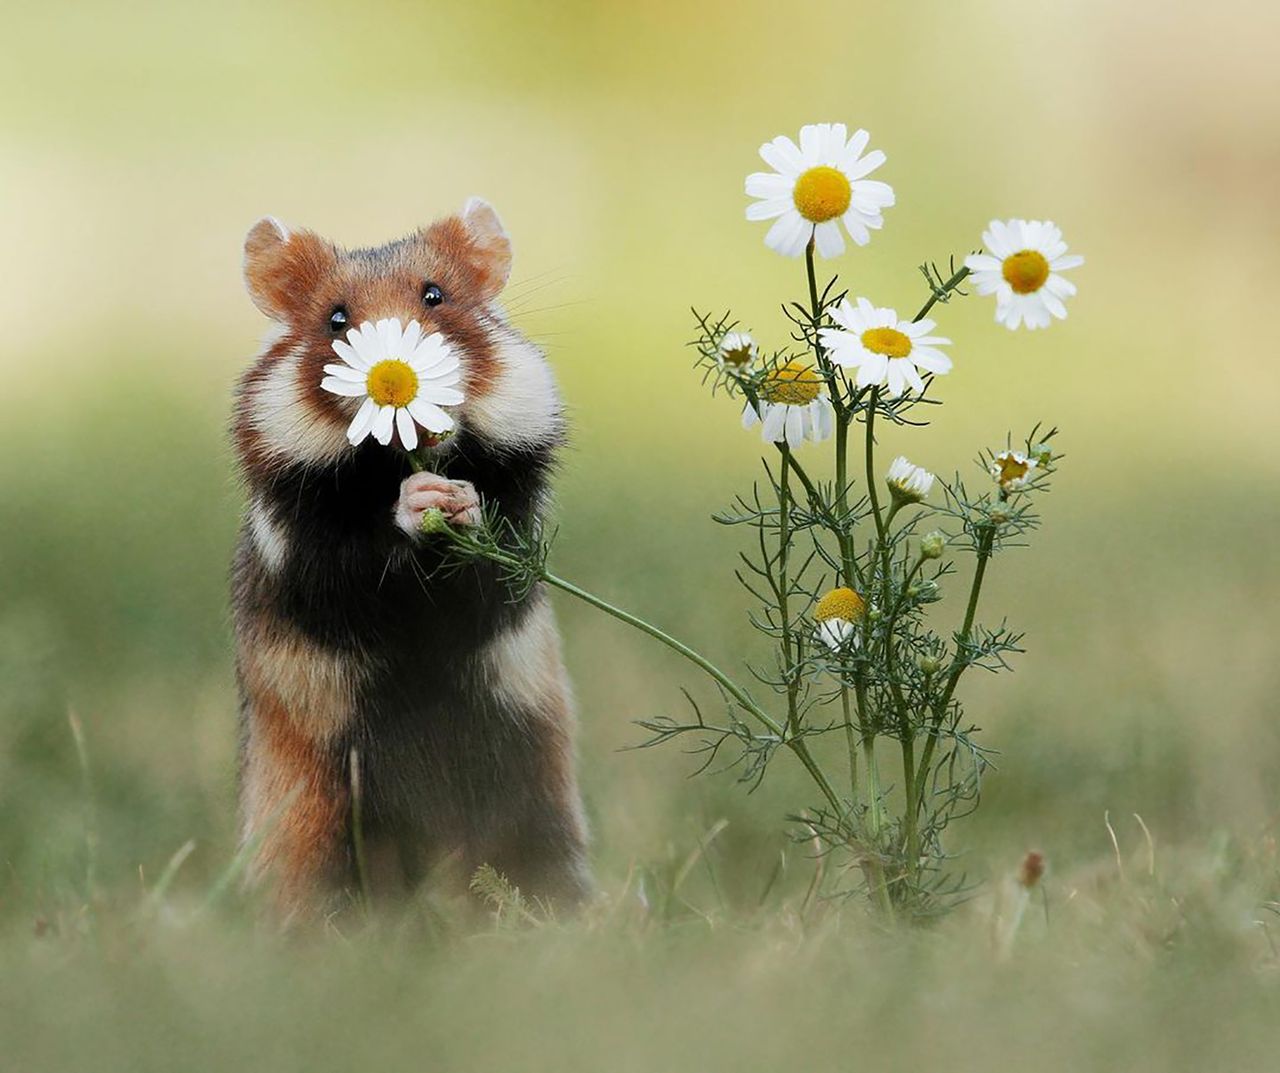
429,123,1079,921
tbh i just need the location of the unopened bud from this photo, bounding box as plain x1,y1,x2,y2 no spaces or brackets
989,507,1011,525
1030,442,1054,467
920,531,946,560
419,507,449,535
917,654,942,676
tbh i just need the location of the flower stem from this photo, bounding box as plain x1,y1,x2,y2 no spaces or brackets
532,567,844,817
912,264,971,323
911,523,995,816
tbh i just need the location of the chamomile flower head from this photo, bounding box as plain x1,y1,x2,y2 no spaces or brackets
741,360,834,448
964,220,1083,331
814,586,866,650
717,331,759,371
321,318,463,452
990,450,1039,492
745,123,895,259
819,298,952,396
886,456,935,505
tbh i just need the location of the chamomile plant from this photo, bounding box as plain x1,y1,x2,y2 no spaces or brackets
432,123,1078,921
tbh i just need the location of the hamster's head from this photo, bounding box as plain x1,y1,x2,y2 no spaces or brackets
236,198,562,471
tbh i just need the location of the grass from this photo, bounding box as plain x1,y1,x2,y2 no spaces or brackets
2,372,1279,1071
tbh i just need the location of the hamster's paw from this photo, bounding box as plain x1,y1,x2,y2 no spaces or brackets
394,472,482,535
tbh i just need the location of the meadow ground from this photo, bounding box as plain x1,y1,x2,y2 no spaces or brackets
3,1,1280,1069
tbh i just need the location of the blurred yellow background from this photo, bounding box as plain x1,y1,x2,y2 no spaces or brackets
3,0,1280,942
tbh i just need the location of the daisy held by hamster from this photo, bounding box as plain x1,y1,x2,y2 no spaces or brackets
232,198,591,920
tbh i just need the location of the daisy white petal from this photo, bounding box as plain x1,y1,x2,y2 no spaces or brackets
346,397,379,445
371,405,395,445
395,407,418,451
321,376,368,397
407,397,454,434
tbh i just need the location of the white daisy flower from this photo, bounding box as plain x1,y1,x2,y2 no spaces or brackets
964,219,1083,331
818,298,952,396
741,359,834,449
717,331,759,371
321,318,464,451
886,456,935,504
813,587,866,651
990,450,1039,492
745,123,895,258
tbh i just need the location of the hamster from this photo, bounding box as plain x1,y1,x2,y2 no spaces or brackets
231,198,591,920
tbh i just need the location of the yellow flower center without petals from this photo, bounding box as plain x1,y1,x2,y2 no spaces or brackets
1001,250,1050,295
996,454,1030,486
792,166,852,223
815,587,866,624
861,327,913,359
760,360,822,405
366,359,418,408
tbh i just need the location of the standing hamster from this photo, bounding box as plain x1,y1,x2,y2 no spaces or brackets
231,198,590,919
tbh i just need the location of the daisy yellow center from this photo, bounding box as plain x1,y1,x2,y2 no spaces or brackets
860,327,913,359
722,345,753,367
760,360,822,405
815,587,865,624
996,455,1030,485
366,359,418,408
1001,250,1050,295
792,166,852,223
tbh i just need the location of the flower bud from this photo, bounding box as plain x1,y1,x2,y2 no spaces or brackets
885,456,935,505
419,507,449,535
989,507,1011,525
917,654,942,676
920,531,946,560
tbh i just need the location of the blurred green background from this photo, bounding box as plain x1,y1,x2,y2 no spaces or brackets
2,1,1279,1070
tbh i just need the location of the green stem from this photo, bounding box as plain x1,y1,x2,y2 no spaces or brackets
912,265,971,323
778,447,800,737
911,524,995,815
841,684,858,802
535,568,843,817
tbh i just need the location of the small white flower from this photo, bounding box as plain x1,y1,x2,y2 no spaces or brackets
813,587,866,651
321,318,464,451
741,360,834,448
717,331,759,371
819,298,952,396
990,450,1039,491
886,456,935,504
745,123,895,258
964,219,1083,331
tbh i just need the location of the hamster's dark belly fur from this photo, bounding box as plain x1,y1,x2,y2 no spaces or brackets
233,435,590,917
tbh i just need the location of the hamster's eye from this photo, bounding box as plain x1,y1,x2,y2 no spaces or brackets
327,306,349,334
421,283,445,308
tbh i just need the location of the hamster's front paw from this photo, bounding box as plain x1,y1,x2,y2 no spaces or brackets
394,472,482,536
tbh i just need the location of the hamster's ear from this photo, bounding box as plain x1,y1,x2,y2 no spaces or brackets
461,197,512,299
243,216,336,321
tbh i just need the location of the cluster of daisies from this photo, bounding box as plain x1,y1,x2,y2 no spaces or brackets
733,121,1082,451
